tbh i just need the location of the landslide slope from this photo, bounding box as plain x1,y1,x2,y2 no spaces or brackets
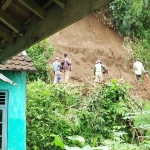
49,13,150,99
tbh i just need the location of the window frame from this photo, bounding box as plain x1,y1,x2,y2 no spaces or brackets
0,91,8,150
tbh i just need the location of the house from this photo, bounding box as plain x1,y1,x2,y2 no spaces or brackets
0,52,36,150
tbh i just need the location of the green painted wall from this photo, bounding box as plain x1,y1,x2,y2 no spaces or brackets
0,71,26,150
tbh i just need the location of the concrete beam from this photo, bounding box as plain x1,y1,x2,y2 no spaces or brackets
0,0,112,62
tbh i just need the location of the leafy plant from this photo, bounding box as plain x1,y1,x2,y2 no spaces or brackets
26,38,55,82
26,80,83,149
26,79,143,149
109,0,150,70
52,135,107,150
110,0,150,38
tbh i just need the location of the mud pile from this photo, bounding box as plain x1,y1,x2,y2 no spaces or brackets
49,13,150,99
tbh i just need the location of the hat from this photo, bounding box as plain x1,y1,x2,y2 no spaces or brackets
136,58,140,61
97,60,100,63
55,57,59,60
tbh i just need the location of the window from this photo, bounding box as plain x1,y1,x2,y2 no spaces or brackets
0,91,8,150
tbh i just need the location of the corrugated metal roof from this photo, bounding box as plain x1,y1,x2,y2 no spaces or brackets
0,53,36,71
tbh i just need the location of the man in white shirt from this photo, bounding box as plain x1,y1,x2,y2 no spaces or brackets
94,60,102,86
133,58,145,83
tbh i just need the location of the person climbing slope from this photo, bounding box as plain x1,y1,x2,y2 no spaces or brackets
61,53,71,83
52,57,62,84
133,58,145,83
94,60,102,86
144,70,149,84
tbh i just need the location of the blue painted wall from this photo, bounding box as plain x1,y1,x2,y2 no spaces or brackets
0,71,26,150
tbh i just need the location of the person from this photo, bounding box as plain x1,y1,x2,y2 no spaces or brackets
133,58,145,83
61,53,71,83
56,71,62,83
57,75,61,83
94,60,102,86
144,70,149,84
52,57,62,84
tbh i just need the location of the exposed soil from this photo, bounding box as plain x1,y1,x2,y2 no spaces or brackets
49,13,150,99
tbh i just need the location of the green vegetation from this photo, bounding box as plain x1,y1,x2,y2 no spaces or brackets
110,0,150,68
110,0,149,38
26,1,150,149
26,80,150,149
26,38,54,82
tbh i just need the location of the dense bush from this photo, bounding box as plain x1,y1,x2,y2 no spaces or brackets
134,39,150,68
26,79,147,149
26,81,82,150
26,38,54,82
110,0,150,39
109,0,150,69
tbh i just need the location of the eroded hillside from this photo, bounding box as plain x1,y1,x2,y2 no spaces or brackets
49,13,150,99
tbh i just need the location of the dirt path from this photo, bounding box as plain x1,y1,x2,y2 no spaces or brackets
49,13,150,99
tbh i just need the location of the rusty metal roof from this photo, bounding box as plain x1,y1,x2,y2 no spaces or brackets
0,52,36,71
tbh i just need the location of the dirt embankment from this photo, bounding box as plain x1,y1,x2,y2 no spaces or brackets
49,13,150,99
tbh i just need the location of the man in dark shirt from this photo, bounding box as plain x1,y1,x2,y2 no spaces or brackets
61,53,71,83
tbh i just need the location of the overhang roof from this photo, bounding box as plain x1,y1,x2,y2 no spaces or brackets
0,0,57,49
0,52,36,71
0,0,112,62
